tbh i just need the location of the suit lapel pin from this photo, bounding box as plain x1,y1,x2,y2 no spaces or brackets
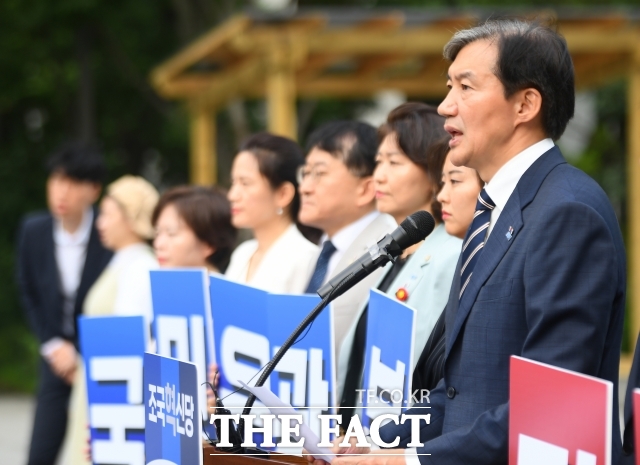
506,226,514,241
395,287,409,302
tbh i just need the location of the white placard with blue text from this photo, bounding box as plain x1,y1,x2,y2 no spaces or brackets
144,353,202,465
150,268,215,428
362,288,416,429
209,274,336,441
78,315,146,465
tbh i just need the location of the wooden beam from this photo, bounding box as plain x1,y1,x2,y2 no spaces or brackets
297,54,346,80
229,16,326,54
298,75,447,99
574,53,630,90
628,44,640,352
419,56,448,77
306,27,452,55
199,58,264,108
156,57,264,102
154,74,217,99
266,44,297,139
356,54,410,78
151,15,251,88
355,14,405,31
561,26,638,53
301,24,640,56
189,104,216,185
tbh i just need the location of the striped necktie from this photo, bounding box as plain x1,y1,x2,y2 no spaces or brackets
460,188,495,299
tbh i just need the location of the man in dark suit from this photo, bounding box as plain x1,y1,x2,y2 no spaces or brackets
17,143,112,465
315,20,625,465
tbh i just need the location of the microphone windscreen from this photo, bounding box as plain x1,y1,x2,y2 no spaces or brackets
399,211,436,246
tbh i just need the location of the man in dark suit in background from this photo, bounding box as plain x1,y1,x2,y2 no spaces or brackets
314,20,626,465
17,144,112,465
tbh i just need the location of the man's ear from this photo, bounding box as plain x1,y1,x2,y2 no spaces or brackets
514,87,543,127
355,176,376,207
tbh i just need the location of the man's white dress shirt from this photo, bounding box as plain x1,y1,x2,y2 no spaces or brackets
41,208,93,357
321,210,380,284
484,138,554,238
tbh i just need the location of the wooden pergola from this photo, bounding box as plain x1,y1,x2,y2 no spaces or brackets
151,8,640,364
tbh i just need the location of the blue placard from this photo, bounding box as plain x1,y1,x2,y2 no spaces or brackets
144,353,202,465
150,269,214,429
361,289,416,429
266,293,336,421
209,275,335,444
209,275,269,406
78,315,146,465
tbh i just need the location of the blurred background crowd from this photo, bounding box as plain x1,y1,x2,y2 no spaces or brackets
1,0,639,463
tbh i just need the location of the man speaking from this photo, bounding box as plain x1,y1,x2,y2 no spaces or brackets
319,19,626,465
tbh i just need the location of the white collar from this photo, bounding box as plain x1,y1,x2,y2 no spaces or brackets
110,242,152,268
321,210,379,253
53,208,94,247
484,138,554,211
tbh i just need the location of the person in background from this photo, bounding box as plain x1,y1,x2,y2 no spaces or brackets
298,121,397,359
64,175,159,465
17,143,112,465
153,186,237,416
338,103,461,416
152,185,237,273
225,132,319,294
410,151,484,393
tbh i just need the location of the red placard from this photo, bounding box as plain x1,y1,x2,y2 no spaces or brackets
509,356,612,465
633,389,640,465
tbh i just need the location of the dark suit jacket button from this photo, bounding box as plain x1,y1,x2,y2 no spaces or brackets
447,387,456,399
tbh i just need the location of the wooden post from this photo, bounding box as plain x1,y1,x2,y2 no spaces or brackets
628,46,640,361
266,41,297,140
189,103,217,185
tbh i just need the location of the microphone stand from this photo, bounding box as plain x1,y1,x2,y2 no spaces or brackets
212,279,352,452
237,276,352,439
215,242,399,450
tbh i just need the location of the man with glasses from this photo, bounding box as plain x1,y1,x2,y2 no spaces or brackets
298,120,396,395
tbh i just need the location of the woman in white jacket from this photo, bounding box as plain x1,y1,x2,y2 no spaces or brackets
225,132,319,294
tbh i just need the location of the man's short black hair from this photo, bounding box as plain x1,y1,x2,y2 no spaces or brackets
305,121,378,177
46,142,107,183
443,19,575,140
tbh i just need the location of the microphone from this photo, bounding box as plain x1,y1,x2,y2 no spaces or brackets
317,211,436,300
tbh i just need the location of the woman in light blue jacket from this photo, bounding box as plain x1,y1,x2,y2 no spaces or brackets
338,102,462,413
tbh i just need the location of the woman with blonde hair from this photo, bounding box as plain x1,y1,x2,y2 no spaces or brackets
64,175,159,465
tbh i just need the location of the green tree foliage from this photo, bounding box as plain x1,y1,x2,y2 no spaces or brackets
0,0,637,390
0,0,190,390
